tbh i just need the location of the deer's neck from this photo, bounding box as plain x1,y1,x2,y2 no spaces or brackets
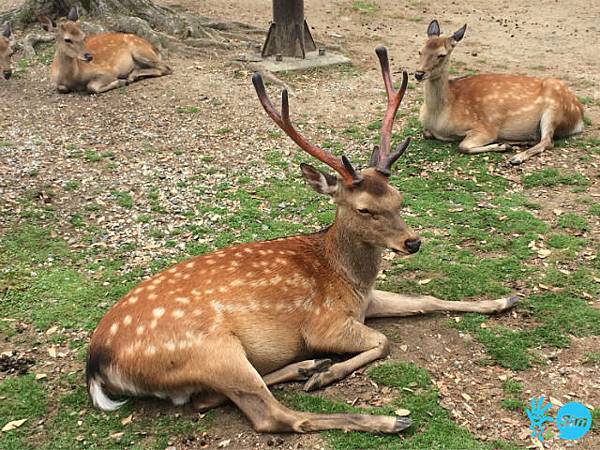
56,51,80,80
424,71,451,112
323,220,382,293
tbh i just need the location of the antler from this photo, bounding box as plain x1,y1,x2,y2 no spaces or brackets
252,73,362,186
372,46,410,176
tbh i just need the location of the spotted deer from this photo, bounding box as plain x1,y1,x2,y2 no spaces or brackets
86,46,518,434
39,7,171,94
416,20,584,165
0,22,13,80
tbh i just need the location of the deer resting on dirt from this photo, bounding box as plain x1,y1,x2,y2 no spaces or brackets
416,20,584,165
39,8,171,94
87,46,518,434
0,22,13,80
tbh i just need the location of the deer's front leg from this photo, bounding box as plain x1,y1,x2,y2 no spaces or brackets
303,319,389,391
366,289,518,318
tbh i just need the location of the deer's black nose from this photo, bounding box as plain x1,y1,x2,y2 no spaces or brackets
414,71,425,81
84,53,93,62
3,70,11,80
404,238,421,254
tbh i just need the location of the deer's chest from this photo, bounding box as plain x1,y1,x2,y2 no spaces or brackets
419,104,462,141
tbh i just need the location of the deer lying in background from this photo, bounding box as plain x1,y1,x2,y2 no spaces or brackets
416,20,584,165
39,7,171,94
0,23,13,80
86,46,518,434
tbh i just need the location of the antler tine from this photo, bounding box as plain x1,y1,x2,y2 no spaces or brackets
252,73,361,186
374,46,409,174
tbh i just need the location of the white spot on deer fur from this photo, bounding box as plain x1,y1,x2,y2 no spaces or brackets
174,272,182,279
149,319,158,329
168,267,177,274
258,250,267,256
206,259,215,265
266,249,274,254
128,296,139,305
230,279,244,287
146,284,157,291
244,248,253,253
110,323,119,335
218,286,228,293
136,325,145,335
185,262,195,269
134,287,143,294
153,307,165,318
182,273,191,280
148,293,158,300
192,309,202,316
123,315,132,326
151,278,162,285
145,345,157,356
176,297,190,304
164,340,177,351
172,309,185,318
205,288,214,295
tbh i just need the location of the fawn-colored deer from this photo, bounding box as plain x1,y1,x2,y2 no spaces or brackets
416,20,584,165
39,8,171,94
0,22,13,80
86,47,518,434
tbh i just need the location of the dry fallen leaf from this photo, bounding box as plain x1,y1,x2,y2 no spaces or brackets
35,373,47,380
2,419,27,432
120,414,133,426
109,432,124,440
394,408,411,417
418,278,432,285
399,344,408,352
461,392,472,401
498,375,508,381
48,347,57,358
537,248,552,259
45,326,59,336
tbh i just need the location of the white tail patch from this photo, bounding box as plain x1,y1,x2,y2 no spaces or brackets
89,377,127,411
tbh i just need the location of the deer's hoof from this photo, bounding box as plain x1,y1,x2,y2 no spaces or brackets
505,295,520,309
393,416,412,433
303,373,325,391
297,359,332,380
509,155,524,165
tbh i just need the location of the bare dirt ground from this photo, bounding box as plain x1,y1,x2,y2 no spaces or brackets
1,0,599,449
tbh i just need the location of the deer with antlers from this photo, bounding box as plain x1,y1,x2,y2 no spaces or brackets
0,23,13,80
416,20,584,165
86,46,518,434
39,8,172,94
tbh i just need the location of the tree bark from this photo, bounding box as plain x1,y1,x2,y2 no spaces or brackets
261,0,316,58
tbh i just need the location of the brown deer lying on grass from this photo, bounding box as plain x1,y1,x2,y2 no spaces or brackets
416,20,584,165
0,23,13,80
39,8,171,94
86,46,518,434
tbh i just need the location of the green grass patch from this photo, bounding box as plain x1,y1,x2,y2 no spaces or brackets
522,168,589,188
282,362,518,449
351,1,380,13
558,212,588,232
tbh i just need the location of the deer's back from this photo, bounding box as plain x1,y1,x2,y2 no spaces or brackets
448,74,583,139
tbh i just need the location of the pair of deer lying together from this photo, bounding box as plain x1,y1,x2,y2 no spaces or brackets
85,24,583,436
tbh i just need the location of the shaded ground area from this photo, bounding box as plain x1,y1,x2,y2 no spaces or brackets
1,0,599,449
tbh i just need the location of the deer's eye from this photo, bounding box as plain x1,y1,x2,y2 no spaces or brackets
438,54,446,58
64,38,73,43
418,51,422,56
358,208,371,215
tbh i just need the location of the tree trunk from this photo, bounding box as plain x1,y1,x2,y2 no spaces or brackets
261,0,316,58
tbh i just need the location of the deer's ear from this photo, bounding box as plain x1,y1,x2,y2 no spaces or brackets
39,16,56,32
67,6,79,22
427,19,441,37
450,24,467,46
300,163,338,196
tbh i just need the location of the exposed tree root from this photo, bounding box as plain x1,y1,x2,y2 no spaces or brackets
2,0,265,58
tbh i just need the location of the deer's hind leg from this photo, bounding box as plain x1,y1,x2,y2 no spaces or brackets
191,358,332,412
208,344,409,433
87,77,127,94
458,128,511,154
509,110,556,165
128,48,172,83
